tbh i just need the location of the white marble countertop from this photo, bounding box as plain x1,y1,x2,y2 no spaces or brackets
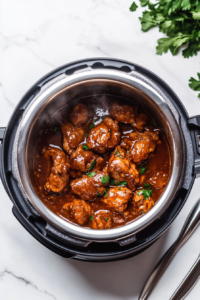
0,1,200,299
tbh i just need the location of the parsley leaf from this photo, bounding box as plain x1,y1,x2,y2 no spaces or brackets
144,183,150,188
140,167,147,175
118,181,127,186
87,172,97,177
189,73,200,98
137,185,153,199
110,179,116,185
82,144,89,150
85,132,89,137
89,215,94,221
130,2,138,12
110,179,127,186
89,123,94,130
115,150,119,155
105,218,109,222
100,175,110,184
104,187,109,197
130,0,200,99
89,160,96,171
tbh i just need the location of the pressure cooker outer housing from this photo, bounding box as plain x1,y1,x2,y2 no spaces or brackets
0,58,199,262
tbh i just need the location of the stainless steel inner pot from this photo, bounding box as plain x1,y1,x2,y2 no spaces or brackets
12,68,184,242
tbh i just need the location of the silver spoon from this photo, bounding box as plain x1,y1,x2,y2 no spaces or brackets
139,199,200,300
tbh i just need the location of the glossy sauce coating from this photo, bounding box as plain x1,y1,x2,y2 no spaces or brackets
33,99,171,230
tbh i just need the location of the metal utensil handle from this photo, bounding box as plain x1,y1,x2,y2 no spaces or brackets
170,254,200,300
139,199,200,300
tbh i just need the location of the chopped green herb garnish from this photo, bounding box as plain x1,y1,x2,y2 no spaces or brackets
127,150,129,154
85,132,89,137
89,123,94,130
110,180,127,186
82,144,89,150
87,172,97,177
100,175,110,184
140,167,147,175
145,191,152,199
118,155,124,159
137,186,153,200
53,126,58,133
89,160,96,171
119,181,127,186
94,118,99,122
110,179,116,185
108,129,111,133
141,210,145,214
118,187,121,190
89,215,94,221
104,187,109,197
115,150,119,155
144,183,150,188
105,218,109,222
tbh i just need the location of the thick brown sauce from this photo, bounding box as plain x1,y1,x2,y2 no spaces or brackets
33,101,171,229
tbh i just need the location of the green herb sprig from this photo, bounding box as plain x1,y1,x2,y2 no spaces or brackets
130,0,200,98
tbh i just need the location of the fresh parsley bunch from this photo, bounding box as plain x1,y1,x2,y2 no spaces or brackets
130,0,200,98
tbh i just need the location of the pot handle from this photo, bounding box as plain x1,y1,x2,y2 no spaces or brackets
188,116,200,176
0,127,6,180
0,127,5,142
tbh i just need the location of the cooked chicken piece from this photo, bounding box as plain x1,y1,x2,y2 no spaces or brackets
108,146,139,190
42,146,70,193
69,103,89,127
91,211,112,229
109,102,136,124
70,145,105,173
131,113,148,132
70,171,109,201
101,187,133,213
112,213,126,225
132,190,154,214
61,121,86,154
87,117,121,153
121,129,160,164
148,170,169,189
63,199,91,225
110,102,148,131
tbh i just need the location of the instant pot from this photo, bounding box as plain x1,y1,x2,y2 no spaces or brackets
1,58,200,262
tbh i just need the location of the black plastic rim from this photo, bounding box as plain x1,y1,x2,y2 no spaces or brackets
0,58,195,262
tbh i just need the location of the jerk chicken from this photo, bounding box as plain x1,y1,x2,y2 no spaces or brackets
87,116,121,153
42,146,70,193
34,100,171,230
